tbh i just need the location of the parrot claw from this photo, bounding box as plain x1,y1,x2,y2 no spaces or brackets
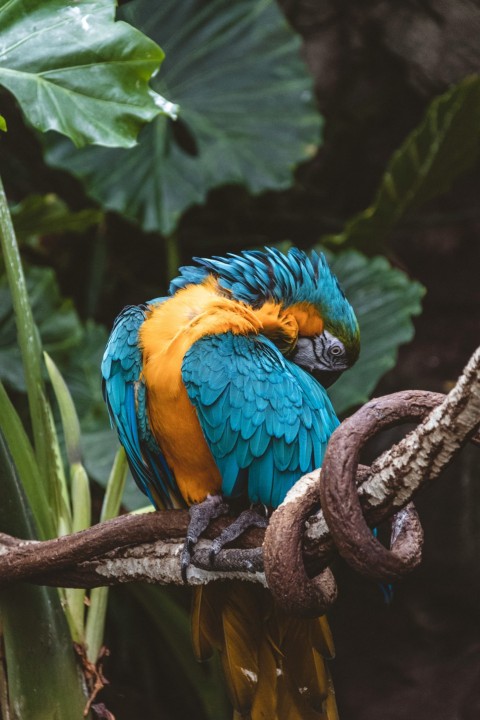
181,494,229,582
181,538,194,583
208,507,269,565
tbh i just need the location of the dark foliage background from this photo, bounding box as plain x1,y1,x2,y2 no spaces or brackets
1,1,480,718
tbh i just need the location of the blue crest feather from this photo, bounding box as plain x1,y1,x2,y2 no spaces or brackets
170,247,359,357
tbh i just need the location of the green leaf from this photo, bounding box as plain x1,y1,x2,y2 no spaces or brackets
44,354,92,643
59,321,109,430
97,448,128,524
323,76,480,251
0,172,52,493
82,425,146,511
11,194,102,243
0,0,171,149
44,352,82,466
44,0,322,234
85,449,127,663
325,249,425,414
0,114,6,132
0,429,89,720
0,381,53,539
65,462,91,643
40,390,72,537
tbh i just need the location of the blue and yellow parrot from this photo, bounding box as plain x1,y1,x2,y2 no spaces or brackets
102,247,360,719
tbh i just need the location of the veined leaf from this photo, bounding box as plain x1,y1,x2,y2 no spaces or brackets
0,114,6,132
44,0,323,234
326,249,425,414
0,0,172,148
322,76,480,251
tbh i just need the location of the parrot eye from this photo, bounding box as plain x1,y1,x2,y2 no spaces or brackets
330,344,343,357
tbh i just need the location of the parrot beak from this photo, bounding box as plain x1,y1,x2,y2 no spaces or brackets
312,369,343,388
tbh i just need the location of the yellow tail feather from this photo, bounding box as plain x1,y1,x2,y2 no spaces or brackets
191,582,338,720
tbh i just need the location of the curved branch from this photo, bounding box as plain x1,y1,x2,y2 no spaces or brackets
0,347,479,596
263,473,337,617
311,347,480,580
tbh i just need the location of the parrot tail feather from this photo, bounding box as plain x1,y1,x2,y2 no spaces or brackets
191,582,339,720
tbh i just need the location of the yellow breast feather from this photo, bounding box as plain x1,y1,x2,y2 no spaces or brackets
139,278,261,503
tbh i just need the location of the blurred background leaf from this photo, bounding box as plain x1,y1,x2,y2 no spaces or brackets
321,76,480,253
11,194,102,245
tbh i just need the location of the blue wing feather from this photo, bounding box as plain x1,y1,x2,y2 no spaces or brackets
182,332,339,509
101,301,180,509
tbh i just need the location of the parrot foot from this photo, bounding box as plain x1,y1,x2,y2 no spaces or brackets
208,507,268,565
181,494,229,582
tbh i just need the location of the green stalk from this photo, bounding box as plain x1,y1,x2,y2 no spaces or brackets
0,172,49,485
85,448,127,662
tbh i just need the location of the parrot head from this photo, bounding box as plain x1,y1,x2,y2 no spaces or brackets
291,328,352,388
170,246,360,388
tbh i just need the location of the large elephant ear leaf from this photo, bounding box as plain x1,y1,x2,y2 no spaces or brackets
44,0,323,235
324,249,425,414
0,0,171,148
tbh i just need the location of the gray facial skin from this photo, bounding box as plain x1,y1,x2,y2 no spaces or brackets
291,329,349,388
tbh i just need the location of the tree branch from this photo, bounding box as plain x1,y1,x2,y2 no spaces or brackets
0,347,478,605
0,514,265,589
